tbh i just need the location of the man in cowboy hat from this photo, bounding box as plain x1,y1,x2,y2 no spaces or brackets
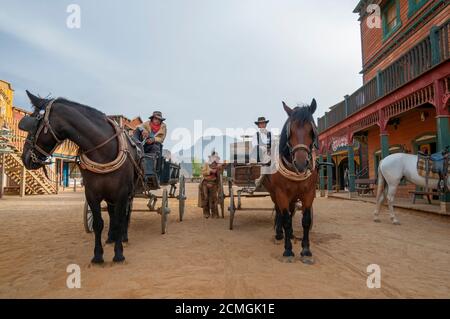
199,151,224,219
135,111,167,155
251,116,272,190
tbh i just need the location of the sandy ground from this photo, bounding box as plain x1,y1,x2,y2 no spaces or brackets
0,183,449,298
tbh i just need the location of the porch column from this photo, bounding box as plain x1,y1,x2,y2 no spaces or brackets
437,116,450,213
436,116,450,153
380,134,389,159
319,154,325,197
20,165,26,197
434,78,450,214
0,153,4,199
348,144,357,197
326,153,333,194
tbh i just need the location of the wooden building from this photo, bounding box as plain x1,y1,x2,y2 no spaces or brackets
317,0,449,213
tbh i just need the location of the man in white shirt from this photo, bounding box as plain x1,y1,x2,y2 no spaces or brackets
251,117,272,190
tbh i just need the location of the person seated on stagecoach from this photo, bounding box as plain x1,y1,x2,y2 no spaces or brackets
251,116,273,190
134,111,167,156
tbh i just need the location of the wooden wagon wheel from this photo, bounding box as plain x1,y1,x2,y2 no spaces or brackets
177,175,186,222
218,174,225,218
160,189,170,234
228,180,235,230
83,201,93,233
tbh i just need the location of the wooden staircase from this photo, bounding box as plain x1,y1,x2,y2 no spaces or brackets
0,152,57,195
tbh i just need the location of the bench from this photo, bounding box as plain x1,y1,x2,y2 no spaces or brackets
409,190,440,204
355,178,377,196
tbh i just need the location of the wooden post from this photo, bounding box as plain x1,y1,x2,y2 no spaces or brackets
319,154,325,197
0,153,5,199
327,153,333,194
73,178,77,192
55,160,60,194
20,165,26,197
348,144,357,198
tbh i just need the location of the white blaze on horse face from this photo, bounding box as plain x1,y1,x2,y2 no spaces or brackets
66,4,81,29
66,264,81,289
366,264,381,289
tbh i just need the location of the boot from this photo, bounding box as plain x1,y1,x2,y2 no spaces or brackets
203,208,210,219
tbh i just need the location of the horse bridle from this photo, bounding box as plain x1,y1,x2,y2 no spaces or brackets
20,99,63,165
284,119,319,173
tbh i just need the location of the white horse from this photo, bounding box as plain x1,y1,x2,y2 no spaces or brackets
374,153,449,225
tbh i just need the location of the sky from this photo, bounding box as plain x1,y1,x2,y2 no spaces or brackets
0,0,363,151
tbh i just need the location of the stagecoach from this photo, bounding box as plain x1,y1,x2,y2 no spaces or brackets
83,149,186,235
217,137,277,230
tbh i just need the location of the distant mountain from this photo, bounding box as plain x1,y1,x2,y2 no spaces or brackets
171,135,240,163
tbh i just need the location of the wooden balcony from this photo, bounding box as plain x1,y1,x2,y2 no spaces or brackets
318,19,449,133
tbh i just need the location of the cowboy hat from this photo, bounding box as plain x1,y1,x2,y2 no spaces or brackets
254,116,269,125
208,151,221,164
149,111,166,121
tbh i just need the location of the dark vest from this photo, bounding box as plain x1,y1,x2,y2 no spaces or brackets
256,131,272,163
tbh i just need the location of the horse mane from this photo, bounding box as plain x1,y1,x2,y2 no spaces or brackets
55,98,107,120
279,105,315,159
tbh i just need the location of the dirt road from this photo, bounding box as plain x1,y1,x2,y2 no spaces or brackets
0,183,449,298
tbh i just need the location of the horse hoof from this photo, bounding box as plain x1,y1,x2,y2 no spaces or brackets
91,256,104,264
113,255,126,263
281,256,295,263
283,250,295,257
300,256,314,265
105,239,114,245
373,218,381,223
392,220,401,225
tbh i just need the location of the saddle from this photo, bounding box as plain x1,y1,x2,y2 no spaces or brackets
417,149,449,193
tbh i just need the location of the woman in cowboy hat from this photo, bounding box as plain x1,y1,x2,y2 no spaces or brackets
251,116,272,191
198,151,224,219
135,111,167,155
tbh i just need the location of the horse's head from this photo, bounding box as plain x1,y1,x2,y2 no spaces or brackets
19,91,63,170
281,99,319,174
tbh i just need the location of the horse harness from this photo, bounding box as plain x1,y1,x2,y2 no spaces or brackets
277,119,319,181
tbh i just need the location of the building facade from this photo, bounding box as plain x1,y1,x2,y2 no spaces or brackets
317,0,449,212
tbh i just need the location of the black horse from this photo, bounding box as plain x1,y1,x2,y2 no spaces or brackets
19,91,142,263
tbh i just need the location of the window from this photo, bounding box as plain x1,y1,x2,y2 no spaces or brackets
408,0,428,18
382,0,401,41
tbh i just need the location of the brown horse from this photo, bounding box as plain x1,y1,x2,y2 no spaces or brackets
263,100,319,264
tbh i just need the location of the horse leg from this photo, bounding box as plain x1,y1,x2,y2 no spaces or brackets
289,201,297,240
386,185,400,225
87,197,104,264
123,199,132,243
106,203,115,244
112,198,128,262
300,206,313,263
274,206,284,242
373,189,385,223
282,210,294,258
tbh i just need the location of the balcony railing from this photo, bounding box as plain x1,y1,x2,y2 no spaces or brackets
318,19,449,133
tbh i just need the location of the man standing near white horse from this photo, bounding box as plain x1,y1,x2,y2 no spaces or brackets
374,151,449,225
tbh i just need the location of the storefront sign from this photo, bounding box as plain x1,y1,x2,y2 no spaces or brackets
331,136,349,152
